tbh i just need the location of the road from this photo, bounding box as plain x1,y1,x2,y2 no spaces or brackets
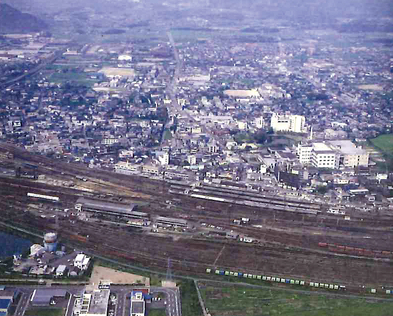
0,49,65,90
166,31,229,152
151,286,182,316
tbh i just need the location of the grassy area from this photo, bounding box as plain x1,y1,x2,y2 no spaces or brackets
148,310,167,316
200,284,393,316
371,134,393,156
178,280,203,316
49,72,99,87
370,134,393,171
25,308,64,316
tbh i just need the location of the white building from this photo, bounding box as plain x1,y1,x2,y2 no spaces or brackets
329,140,369,168
130,291,145,316
271,113,306,133
255,116,265,129
118,54,132,61
311,143,338,169
297,144,313,165
298,140,369,169
74,254,91,271
56,265,67,277
157,152,169,166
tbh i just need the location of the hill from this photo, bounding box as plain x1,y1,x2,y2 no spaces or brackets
0,4,48,33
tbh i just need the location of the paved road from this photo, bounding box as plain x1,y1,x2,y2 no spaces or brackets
14,290,33,316
151,287,181,316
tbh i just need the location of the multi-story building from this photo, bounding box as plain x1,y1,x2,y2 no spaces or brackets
329,140,369,168
310,143,338,169
270,113,306,133
297,144,313,165
297,140,369,169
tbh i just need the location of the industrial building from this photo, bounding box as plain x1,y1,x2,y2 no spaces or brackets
31,289,68,306
75,197,144,219
130,291,145,316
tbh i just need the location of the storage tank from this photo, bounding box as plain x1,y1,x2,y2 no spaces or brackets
43,232,58,252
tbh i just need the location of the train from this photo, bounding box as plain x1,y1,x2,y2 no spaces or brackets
205,267,390,295
318,242,393,258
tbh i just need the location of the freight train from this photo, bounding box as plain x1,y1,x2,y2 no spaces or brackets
206,267,391,295
318,242,393,258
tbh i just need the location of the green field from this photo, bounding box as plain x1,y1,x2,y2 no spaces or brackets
25,308,64,316
371,134,393,156
200,284,393,316
49,72,99,87
148,310,167,316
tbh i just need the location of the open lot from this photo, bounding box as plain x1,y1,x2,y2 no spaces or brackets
200,283,393,316
90,265,150,286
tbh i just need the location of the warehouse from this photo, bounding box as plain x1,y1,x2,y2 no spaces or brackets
75,197,145,218
74,289,110,316
31,289,68,306
155,216,188,228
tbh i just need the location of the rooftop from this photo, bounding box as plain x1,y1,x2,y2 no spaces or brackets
76,197,137,215
329,140,367,155
88,289,110,315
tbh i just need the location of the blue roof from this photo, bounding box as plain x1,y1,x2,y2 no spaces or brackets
0,312,6,316
0,298,11,309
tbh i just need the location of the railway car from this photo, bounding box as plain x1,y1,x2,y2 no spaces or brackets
206,268,211,273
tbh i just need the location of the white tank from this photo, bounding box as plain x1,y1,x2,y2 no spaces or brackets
44,232,58,243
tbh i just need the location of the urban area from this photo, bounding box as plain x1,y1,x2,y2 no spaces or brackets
1,0,393,315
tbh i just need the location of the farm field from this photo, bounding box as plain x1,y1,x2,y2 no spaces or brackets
371,134,393,156
199,284,393,316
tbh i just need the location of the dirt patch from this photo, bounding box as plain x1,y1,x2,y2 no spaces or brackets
90,265,150,286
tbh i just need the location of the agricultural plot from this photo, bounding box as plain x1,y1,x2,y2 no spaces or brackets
371,134,393,157
200,284,393,316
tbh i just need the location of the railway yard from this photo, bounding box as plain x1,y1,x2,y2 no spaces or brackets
1,142,393,295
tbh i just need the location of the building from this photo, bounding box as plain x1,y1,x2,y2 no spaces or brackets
75,197,138,218
56,265,68,277
74,254,91,271
297,144,313,165
271,113,306,133
255,116,265,129
74,289,110,316
310,143,338,169
329,140,369,168
0,299,11,316
31,289,68,306
130,291,145,316
297,140,368,169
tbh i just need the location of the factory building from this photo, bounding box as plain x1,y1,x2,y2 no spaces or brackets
271,113,306,133
130,291,145,316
